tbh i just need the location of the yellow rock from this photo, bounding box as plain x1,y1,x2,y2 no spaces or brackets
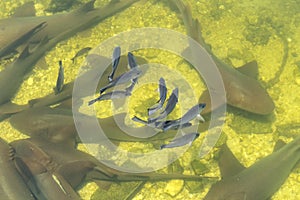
164,180,184,197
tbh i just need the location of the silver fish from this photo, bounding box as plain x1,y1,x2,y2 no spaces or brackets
88,90,131,106
132,116,191,130
55,60,64,94
0,0,140,111
160,132,199,149
148,77,167,116
148,87,179,123
127,52,138,69
132,116,156,128
162,103,206,131
161,121,192,130
125,52,139,92
108,46,121,82
99,68,142,94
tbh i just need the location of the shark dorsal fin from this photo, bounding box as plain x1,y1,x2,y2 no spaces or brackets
236,60,258,79
18,45,30,60
12,2,36,17
218,143,245,179
273,139,286,152
74,0,95,14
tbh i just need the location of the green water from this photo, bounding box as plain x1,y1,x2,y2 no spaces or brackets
0,0,299,199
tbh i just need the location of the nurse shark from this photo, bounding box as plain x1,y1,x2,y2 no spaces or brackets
0,0,138,118
0,0,138,58
172,0,274,115
204,136,300,200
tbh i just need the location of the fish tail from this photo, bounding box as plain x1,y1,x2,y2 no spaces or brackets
88,98,98,106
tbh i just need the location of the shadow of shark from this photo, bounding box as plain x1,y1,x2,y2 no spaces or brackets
172,0,275,115
204,136,300,200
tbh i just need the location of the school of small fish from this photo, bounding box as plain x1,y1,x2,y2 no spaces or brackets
0,0,298,200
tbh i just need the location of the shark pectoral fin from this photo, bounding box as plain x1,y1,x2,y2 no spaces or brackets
225,192,247,200
217,143,245,179
57,161,95,189
236,60,259,79
12,1,36,17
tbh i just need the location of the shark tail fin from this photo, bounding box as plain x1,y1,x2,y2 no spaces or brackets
172,0,212,52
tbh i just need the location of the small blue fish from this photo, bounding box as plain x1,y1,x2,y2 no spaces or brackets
132,116,156,128
162,103,206,131
126,53,138,91
132,116,192,130
54,60,64,94
148,88,179,123
160,132,200,149
88,90,131,106
108,46,121,82
99,68,142,94
148,77,167,116
159,120,192,130
160,87,179,116
125,52,139,93
128,52,138,69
